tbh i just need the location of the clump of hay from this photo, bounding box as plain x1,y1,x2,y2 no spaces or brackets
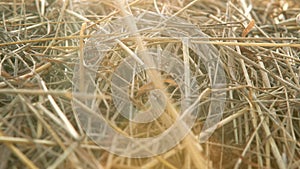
0,0,299,169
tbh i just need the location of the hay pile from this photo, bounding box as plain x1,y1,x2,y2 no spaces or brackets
0,0,299,169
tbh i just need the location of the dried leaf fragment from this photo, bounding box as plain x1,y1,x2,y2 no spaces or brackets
242,19,255,37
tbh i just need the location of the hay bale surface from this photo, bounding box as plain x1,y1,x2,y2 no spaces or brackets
0,0,299,169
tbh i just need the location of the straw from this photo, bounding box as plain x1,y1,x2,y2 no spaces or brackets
0,0,299,169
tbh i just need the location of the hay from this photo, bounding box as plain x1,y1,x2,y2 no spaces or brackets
0,0,299,169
